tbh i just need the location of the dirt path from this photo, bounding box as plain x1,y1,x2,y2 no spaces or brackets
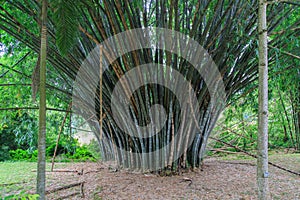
45,155,300,200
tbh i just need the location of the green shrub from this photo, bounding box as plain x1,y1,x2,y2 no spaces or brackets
87,139,101,160
30,150,38,161
9,149,37,161
46,138,78,157
7,141,98,162
9,149,29,160
68,145,96,161
46,142,66,156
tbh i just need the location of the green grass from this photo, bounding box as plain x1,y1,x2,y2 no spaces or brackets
215,153,256,161
0,162,69,198
212,150,300,164
0,162,40,198
0,162,37,185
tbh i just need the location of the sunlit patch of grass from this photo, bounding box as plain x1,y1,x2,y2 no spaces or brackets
216,153,255,161
0,162,37,198
0,162,37,184
0,162,69,198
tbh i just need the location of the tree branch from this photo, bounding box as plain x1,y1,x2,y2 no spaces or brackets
269,45,300,60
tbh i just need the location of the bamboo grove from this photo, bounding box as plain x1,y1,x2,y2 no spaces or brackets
0,0,299,172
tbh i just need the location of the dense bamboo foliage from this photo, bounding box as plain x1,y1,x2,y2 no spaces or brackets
1,0,299,171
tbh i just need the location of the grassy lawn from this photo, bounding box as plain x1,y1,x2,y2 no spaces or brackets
0,162,37,184
217,150,300,163
0,162,40,198
0,162,70,198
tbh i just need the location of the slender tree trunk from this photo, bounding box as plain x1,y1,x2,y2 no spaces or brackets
37,0,47,199
257,0,269,199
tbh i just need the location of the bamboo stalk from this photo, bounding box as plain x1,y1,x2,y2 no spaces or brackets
51,102,72,171
99,45,103,140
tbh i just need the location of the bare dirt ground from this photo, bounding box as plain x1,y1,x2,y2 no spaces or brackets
44,154,300,200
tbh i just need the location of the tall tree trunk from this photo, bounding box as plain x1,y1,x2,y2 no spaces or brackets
37,0,47,199
257,0,269,199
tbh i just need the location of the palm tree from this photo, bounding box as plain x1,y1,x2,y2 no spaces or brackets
37,0,47,198
36,0,79,198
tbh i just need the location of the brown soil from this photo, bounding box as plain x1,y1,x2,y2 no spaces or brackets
45,155,300,200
